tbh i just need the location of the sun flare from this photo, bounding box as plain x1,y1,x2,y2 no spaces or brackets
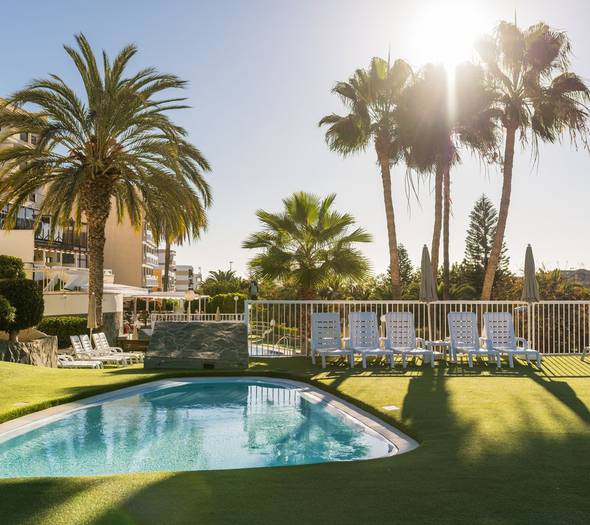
410,1,491,72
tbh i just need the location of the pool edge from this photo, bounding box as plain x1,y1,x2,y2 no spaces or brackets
0,376,419,455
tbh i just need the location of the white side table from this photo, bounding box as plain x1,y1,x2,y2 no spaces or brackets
426,340,451,362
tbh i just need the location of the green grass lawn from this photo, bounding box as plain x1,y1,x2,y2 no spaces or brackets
1,356,589,525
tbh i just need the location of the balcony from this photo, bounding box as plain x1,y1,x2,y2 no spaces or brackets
35,226,88,252
0,205,39,230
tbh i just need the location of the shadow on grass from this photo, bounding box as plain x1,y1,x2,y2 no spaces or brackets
1,357,589,524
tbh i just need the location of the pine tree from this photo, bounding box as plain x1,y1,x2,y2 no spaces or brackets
463,195,509,295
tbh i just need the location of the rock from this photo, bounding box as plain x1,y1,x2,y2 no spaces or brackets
144,322,248,370
0,335,58,367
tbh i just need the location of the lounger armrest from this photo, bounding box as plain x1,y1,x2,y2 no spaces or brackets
416,337,425,348
515,337,528,349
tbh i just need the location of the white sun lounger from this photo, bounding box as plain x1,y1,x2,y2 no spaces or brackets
483,312,542,368
92,332,143,363
448,312,501,368
310,312,354,368
383,311,435,368
58,354,103,369
71,335,129,366
348,311,394,368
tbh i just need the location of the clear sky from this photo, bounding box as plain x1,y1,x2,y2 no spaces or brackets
2,0,589,278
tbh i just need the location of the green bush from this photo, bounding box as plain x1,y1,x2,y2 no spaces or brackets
206,293,247,314
0,295,16,325
0,279,44,339
37,316,88,348
0,255,26,279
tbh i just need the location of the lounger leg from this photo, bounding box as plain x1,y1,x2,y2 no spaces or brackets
496,353,501,369
430,352,435,368
526,354,531,365
537,353,542,368
390,354,394,369
321,355,326,369
362,355,367,369
509,354,514,368
311,352,316,365
349,353,354,368
402,354,407,369
468,354,473,368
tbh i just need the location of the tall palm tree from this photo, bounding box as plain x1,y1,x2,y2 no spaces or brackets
477,21,589,300
145,190,210,292
0,34,211,321
399,63,498,297
319,57,412,298
242,192,371,299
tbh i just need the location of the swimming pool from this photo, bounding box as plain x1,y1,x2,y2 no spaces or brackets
0,378,417,478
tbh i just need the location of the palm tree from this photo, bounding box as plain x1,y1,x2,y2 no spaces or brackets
0,34,211,321
242,192,371,299
145,191,210,292
399,63,498,297
319,57,412,298
477,21,589,300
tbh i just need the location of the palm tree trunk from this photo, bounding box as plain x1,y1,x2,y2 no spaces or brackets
431,163,443,282
481,125,516,300
442,164,451,299
163,239,171,292
84,183,113,326
377,152,401,299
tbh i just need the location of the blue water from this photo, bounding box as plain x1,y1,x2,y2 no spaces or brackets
0,380,392,478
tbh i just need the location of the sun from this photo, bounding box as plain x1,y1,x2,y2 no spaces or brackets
409,1,491,72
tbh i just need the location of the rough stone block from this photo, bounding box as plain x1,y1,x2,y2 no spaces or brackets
144,322,248,370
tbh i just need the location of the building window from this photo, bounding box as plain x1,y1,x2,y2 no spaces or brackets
30,135,38,145
62,253,75,265
19,132,29,142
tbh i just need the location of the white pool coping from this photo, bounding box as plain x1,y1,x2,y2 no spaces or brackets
0,377,418,456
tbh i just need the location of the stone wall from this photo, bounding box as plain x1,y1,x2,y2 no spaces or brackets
145,322,248,370
0,335,58,367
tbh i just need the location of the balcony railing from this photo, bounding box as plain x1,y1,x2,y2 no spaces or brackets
35,228,88,251
244,300,590,357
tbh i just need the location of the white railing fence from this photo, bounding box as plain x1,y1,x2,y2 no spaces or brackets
245,300,590,357
150,312,244,329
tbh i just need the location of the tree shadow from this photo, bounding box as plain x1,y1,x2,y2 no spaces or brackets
2,357,589,524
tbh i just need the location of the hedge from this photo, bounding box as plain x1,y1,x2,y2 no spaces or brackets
206,293,247,314
37,316,88,349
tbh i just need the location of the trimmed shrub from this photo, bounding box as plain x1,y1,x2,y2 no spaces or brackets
206,293,247,314
0,255,26,279
0,295,16,325
0,279,44,339
37,316,88,348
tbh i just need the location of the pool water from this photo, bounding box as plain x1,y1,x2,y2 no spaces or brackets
0,379,394,478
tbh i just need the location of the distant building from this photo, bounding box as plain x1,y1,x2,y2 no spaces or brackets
561,269,590,287
0,109,89,271
103,215,158,290
155,247,176,291
175,264,194,292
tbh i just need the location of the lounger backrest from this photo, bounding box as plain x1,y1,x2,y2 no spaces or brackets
349,311,380,350
70,335,84,354
483,312,516,350
92,332,108,351
383,311,416,350
311,312,342,351
448,312,479,349
80,334,94,353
